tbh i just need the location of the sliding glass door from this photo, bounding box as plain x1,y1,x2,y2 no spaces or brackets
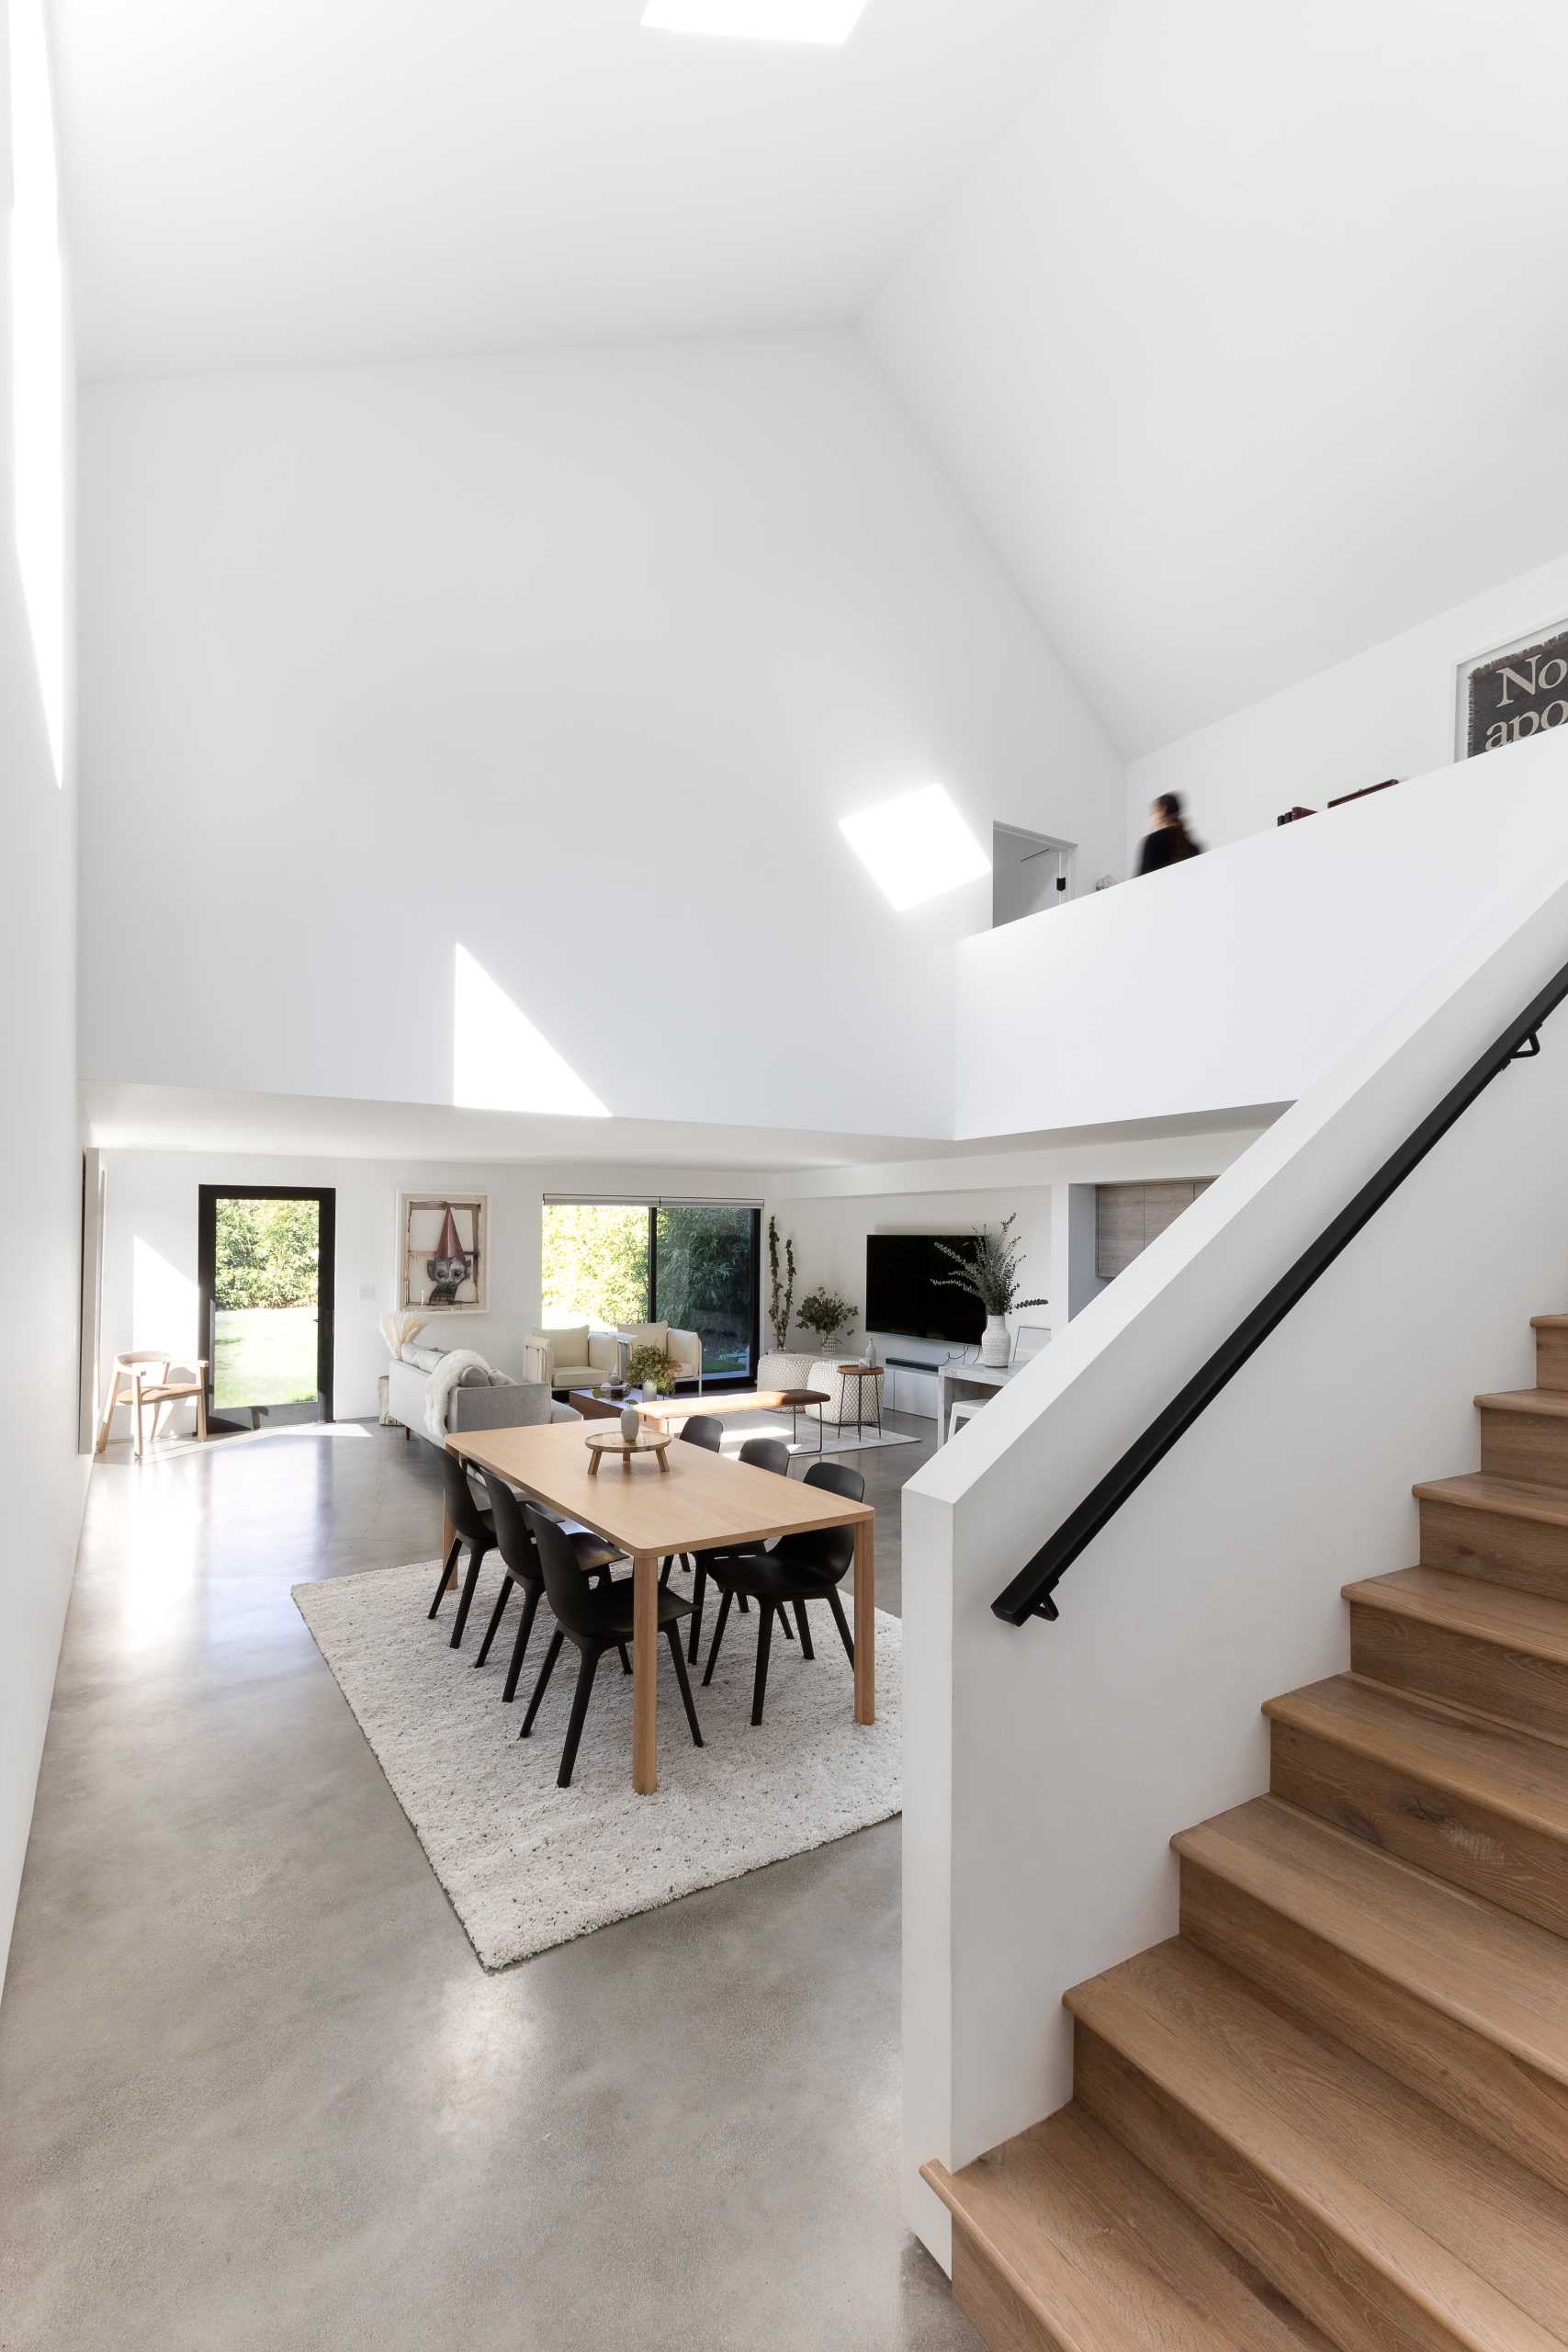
540,1200,760,1384
653,1204,756,1379
197,1186,335,1431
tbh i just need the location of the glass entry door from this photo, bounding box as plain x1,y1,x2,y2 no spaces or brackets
197,1186,336,1431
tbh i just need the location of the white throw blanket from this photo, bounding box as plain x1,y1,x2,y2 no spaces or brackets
423,1350,495,1442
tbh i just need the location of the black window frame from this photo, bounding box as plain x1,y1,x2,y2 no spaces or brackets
541,1199,761,1390
197,1183,336,1429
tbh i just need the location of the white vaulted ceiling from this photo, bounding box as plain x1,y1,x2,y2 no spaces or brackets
51,0,1095,378
866,0,1568,756
52,0,1568,763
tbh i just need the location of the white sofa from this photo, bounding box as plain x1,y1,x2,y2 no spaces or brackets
526,1319,703,1394
756,1351,879,1429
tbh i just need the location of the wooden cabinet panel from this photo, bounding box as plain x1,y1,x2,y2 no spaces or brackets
1096,1184,1146,1279
1096,1181,1208,1279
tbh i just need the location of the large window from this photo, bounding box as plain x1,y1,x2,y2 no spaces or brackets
541,1203,650,1330
541,1199,760,1382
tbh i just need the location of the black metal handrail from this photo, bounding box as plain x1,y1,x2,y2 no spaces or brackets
992,953,1568,1626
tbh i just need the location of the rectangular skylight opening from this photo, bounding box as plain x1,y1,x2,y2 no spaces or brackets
641,0,870,46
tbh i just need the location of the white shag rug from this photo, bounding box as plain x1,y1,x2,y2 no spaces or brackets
293,1556,902,1970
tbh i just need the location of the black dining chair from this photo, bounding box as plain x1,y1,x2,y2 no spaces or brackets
686,1434,790,1663
700,1460,865,1725
428,1450,498,1648
660,1413,728,1590
519,1504,705,1788
477,1470,627,1700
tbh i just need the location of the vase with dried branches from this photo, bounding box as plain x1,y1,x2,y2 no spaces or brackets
932,1215,1046,1368
379,1309,428,1361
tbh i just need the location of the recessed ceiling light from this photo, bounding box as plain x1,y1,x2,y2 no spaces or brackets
641,0,870,46
840,785,990,912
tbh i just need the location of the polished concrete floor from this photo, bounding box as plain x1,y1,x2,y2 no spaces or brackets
0,1413,977,2352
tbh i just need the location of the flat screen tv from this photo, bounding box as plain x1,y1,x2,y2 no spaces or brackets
864,1234,984,1347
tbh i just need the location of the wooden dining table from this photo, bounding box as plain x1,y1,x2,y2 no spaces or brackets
444,1419,876,1794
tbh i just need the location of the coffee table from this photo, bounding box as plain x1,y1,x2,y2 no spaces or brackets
568,1389,628,1421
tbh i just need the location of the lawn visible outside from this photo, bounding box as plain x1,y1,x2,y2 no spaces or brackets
212,1194,321,1409
214,1306,319,1408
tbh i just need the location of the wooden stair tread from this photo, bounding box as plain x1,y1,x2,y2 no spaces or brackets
1531,1317,1568,1330
1066,1938,1568,2348
1415,1473,1568,1530
924,2105,1334,2352
1346,1566,1568,1660
1475,1388,1568,1419
1175,1795,1568,2086
1266,1672,1568,1834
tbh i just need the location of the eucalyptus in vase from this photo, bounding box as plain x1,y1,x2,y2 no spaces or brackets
932,1215,1047,1369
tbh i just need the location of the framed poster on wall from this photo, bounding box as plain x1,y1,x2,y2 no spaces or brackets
397,1192,488,1312
1457,619,1568,759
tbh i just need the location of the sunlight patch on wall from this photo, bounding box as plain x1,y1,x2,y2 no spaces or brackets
839,784,990,910
132,1234,197,1358
452,945,608,1117
9,0,65,785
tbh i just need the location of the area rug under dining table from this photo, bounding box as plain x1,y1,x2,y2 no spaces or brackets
293,1556,902,1970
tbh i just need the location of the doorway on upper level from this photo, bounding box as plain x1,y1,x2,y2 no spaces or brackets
991,822,1076,929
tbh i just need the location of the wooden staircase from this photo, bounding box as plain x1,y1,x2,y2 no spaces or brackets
924,1310,1568,2351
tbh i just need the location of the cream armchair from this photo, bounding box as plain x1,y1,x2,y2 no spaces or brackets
615,1320,703,1389
525,1325,622,1394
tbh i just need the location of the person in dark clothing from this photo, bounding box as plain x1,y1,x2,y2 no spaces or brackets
1135,791,1202,876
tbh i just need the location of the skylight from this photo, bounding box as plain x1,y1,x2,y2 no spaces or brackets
840,786,991,912
641,0,870,45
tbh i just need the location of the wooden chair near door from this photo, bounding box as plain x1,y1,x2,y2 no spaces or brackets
95,1351,209,1460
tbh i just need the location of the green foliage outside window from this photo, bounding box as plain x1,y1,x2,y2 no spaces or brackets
213,1196,320,1310
541,1203,649,1329
655,1204,753,1376
541,1201,758,1379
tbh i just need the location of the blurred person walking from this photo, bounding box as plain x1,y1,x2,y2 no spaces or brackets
1135,791,1202,876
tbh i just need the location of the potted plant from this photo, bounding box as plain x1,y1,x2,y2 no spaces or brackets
796,1288,857,1356
625,1342,679,1399
767,1215,796,1351
933,1215,1046,1368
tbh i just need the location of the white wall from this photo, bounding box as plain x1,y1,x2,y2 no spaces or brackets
903,843,1568,2268
0,0,85,1993
958,728,1568,1138
762,1129,1265,1380
762,1185,1053,1375
864,0,1568,763
1129,549,1568,856
78,330,1124,1142
97,1152,762,1430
